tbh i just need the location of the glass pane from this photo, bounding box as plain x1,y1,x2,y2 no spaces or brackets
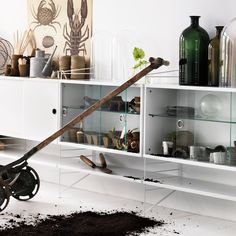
145,87,233,167
61,83,102,146
61,83,141,154
100,86,128,151
83,85,102,146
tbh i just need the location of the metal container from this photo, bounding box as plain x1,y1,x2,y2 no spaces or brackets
220,18,236,87
30,57,46,78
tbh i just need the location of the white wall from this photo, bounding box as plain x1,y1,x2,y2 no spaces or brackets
0,0,27,42
2,0,236,72
93,0,236,72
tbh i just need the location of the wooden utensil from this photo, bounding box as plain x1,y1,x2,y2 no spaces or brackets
80,155,112,174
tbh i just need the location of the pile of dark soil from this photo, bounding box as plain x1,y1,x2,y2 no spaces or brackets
0,211,165,236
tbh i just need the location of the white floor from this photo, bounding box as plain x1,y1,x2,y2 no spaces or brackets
1,181,236,236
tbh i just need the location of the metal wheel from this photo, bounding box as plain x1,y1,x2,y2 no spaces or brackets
11,166,40,201
0,179,10,212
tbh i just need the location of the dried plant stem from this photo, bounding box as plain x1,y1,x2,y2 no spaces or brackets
13,29,35,55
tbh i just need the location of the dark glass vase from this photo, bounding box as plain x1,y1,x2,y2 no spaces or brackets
208,26,224,86
179,16,210,86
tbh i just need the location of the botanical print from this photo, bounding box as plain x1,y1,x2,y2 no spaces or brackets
27,0,92,60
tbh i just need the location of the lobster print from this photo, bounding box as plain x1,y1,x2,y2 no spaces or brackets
63,0,90,55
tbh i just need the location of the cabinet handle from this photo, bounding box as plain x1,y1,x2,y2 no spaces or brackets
52,109,57,114
177,119,184,129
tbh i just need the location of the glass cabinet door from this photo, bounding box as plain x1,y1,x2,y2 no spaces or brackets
145,87,235,167
61,83,141,154
99,86,141,153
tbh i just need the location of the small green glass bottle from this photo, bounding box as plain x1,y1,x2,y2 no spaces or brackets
179,16,210,86
208,26,224,86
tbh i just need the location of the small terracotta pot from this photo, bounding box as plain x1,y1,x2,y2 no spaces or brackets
19,64,29,77
11,54,23,76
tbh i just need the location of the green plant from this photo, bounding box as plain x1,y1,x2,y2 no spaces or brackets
132,47,148,69
167,131,176,142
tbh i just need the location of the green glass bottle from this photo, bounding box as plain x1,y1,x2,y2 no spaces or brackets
208,26,224,86
179,16,210,86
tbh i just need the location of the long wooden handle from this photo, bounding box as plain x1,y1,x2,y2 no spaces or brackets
1,57,168,172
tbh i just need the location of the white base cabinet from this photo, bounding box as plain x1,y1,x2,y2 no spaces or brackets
0,79,24,138
23,80,59,141
143,84,236,212
0,77,59,141
1,77,236,220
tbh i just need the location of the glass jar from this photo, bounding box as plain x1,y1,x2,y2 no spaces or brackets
179,16,210,86
220,18,236,87
208,26,224,86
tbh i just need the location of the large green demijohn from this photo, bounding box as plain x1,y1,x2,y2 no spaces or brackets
179,16,210,86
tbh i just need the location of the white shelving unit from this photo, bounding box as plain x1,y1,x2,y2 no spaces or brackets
143,174,236,202
143,81,236,207
1,76,236,213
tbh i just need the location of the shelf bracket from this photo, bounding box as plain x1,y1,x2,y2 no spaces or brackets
145,189,176,213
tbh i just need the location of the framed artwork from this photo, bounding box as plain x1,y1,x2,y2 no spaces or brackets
27,0,92,62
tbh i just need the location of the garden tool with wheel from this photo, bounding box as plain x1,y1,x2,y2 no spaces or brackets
0,57,169,212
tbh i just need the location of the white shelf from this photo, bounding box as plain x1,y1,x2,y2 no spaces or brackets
2,149,236,202
60,156,144,183
144,154,236,172
145,82,236,92
60,78,142,87
0,148,143,185
143,173,236,202
0,76,142,87
60,155,236,202
59,141,142,157
0,149,59,168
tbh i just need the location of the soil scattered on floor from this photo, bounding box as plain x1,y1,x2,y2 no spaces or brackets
0,211,165,236
125,176,161,183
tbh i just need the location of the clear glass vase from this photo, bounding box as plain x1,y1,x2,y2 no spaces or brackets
220,18,236,87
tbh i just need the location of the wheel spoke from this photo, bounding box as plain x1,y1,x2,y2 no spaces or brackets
11,166,40,201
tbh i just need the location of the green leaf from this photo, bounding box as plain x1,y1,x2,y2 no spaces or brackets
133,47,140,61
140,60,148,65
133,62,142,69
133,47,145,61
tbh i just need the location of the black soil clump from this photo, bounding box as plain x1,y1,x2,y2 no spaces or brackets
0,211,165,236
